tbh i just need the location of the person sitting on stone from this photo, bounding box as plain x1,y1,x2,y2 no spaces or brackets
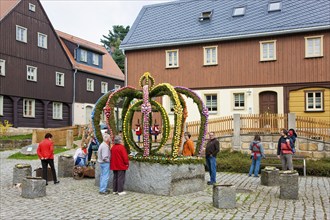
74,144,87,166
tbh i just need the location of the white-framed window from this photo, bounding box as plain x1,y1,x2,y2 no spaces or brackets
0,95,3,116
260,40,276,61
169,99,174,112
26,65,37,81
29,3,36,12
23,99,35,118
203,46,218,65
101,82,108,93
80,49,87,62
306,91,323,111
87,78,94,91
92,53,99,65
0,59,5,76
234,93,245,109
165,50,179,68
305,36,323,58
37,33,47,49
268,2,282,12
233,7,245,16
114,84,121,90
16,25,27,43
53,102,63,119
56,72,64,87
205,94,217,112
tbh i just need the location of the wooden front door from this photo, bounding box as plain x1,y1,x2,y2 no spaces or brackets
259,91,278,114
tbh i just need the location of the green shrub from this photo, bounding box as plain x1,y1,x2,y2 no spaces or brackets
211,150,330,177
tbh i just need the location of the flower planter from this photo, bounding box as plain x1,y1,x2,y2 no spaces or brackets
279,171,299,200
261,167,279,186
13,164,32,185
58,154,74,178
21,177,46,199
213,184,236,209
125,160,205,196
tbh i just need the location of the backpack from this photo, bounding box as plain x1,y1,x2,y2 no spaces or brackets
288,129,297,153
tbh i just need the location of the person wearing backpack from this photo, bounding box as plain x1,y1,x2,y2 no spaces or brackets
248,135,265,177
288,128,297,154
277,129,294,170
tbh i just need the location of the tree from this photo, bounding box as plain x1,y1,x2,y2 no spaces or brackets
101,25,130,73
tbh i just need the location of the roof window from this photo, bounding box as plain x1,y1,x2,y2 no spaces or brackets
199,10,213,21
268,2,282,12
233,7,246,17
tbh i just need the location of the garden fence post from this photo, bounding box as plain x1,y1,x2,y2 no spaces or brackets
233,114,241,150
288,113,296,130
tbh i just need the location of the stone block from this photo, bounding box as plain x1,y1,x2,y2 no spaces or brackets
324,152,330,158
13,164,32,185
317,143,324,151
21,177,46,199
299,143,308,151
213,184,236,209
312,152,325,159
264,149,276,155
262,136,272,142
295,151,313,158
125,161,205,196
20,144,38,155
221,142,232,150
307,143,318,151
279,172,299,200
263,143,270,149
325,144,330,151
241,143,250,149
241,136,253,142
58,155,74,178
261,169,279,186
270,143,277,150
34,167,53,181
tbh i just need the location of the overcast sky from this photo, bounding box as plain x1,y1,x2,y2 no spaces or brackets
40,0,173,45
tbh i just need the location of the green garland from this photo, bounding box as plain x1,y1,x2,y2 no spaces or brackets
123,100,170,154
92,92,111,144
174,87,207,156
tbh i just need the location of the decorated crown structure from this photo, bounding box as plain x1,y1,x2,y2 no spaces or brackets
92,72,209,159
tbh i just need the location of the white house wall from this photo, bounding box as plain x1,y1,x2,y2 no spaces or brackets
163,87,284,124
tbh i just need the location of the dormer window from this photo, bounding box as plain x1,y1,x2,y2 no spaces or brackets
268,2,282,12
233,7,245,17
29,3,36,12
199,11,213,21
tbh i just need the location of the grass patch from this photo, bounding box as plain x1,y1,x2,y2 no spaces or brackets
8,147,69,160
215,150,330,177
0,134,32,140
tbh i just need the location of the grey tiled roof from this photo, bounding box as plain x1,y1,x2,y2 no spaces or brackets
121,0,330,50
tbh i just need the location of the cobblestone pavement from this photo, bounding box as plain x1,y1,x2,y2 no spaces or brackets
0,149,329,220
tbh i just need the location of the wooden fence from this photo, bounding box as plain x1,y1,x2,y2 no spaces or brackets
163,114,329,142
240,114,288,134
296,116,330,142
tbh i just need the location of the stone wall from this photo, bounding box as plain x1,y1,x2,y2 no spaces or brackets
219,134,330,159
0,139,32,151
32,126,78,146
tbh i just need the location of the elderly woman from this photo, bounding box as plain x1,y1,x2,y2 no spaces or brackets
110,135,129,195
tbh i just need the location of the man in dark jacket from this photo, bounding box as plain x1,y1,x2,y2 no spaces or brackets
205,132,220,185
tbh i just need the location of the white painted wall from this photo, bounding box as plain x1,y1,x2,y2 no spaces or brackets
162,86,284,124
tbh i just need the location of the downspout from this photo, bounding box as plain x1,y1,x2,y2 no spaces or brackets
123,49,127,87
72,44,80,125
72,68,78,125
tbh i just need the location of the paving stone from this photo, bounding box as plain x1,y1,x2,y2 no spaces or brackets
0,149,329,219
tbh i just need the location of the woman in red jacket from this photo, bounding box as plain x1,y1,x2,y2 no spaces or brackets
37,133,59,185
110,135,129,195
